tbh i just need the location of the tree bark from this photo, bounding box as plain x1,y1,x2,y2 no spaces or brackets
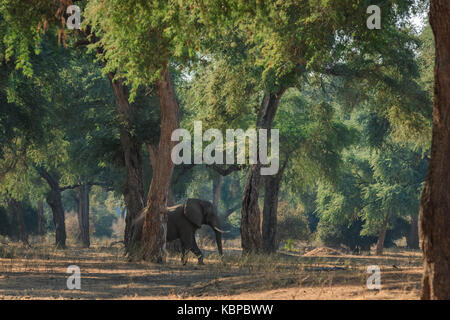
241,90,285,254
419,0,450,300
38,168,66,248
212,174,223,211
107,74,145,252
141,68,180,262
406,214,419,249
262,157,288,253
261,175,281,253
77,183,90,248
37,201,46,236
375,213,389,256
146,142,175,207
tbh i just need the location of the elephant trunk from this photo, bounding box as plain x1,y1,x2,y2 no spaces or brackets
214,229,223,256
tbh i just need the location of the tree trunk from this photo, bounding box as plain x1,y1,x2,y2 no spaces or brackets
77,183,90,248
262,175,281,253
108,74,145,252
419,0,450,300
7,200,18,241
37,201,46,236
141,68,180,262
406,214,419,249
241,90,285,254
8,199,28,245
212,174,223,211
375,213,389,256
261,158,287,253
147,143,175,207
38,168,66,248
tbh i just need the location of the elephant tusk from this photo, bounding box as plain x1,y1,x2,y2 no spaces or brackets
213,226,229,233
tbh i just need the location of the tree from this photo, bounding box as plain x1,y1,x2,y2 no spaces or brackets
262,89,356,252
202,0,426,254
419,0,450,300
85,0,212,261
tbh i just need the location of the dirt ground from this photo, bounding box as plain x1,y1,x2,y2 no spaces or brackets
0,237,423,300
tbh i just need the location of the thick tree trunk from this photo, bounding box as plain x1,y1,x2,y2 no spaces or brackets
47,188,66,248
375,213,389,256
406,214,419,249
77,183,90,248
141,68,180,262
147,143,175,207
38,168,66,248
419,0,450,300
262,175,281,253
261,158,287,253
241,90,285,254
37,201,46,236
9,200,28,245
108,75,145,252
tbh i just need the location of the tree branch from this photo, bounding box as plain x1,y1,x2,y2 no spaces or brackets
206,164,245,176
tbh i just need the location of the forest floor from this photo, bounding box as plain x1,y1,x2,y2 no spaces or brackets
0,237,423,300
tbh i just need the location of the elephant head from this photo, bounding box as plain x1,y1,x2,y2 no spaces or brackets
184,198,225,255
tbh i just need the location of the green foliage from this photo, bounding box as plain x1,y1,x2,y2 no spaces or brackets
315,108,428,250
277,201,310,243
84,0,203,100
90,187,119,238
0,0,433,251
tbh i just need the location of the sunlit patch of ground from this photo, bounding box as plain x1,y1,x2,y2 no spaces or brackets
0,237,423,300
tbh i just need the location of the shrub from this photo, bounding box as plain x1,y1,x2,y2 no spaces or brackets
94,211,117,238
317,216,410,253
65,211,96,243
277,202,311,244
65,211,81,241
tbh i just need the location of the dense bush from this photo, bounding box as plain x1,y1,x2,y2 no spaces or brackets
317,216,411,253
0,202,38,237
277,202,311,244
317,218,376,252
94,211,118,238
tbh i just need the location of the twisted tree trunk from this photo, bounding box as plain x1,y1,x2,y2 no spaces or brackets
141,68,180,262
241,90,285,254
420,0,450,300
38,168,66,248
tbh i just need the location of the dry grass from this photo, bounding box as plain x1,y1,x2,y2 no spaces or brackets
0,236,423,300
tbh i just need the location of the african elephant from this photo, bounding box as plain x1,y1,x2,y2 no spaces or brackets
133,198,225,265
167,198,225,265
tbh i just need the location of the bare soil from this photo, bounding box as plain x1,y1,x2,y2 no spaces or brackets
0,238,423,300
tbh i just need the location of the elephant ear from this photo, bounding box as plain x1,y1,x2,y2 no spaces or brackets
184,199,203,228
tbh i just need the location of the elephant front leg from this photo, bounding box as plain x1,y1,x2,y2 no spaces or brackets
191,235,204,265
181,247,188,265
